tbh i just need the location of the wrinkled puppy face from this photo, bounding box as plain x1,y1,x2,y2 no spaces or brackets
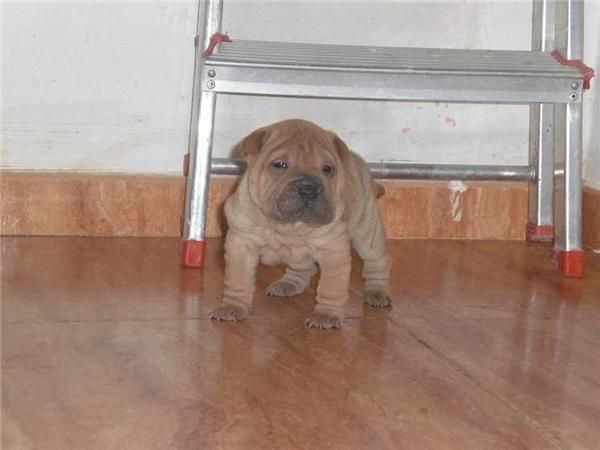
237,120,349,226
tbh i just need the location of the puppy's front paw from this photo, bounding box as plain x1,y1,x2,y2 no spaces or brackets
210,304,249,322
266,280,304,297
304,311,342,330
363,290,391,309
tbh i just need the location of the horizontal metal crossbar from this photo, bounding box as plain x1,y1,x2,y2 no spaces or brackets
210,158,534,182
203,40,584,104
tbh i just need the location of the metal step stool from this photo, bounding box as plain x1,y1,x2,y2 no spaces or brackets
182,0,594,277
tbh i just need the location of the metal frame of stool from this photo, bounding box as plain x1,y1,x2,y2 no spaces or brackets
182,0,590,277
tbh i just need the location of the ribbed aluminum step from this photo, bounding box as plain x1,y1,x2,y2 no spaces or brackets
204,40,583,104
211,40,576,76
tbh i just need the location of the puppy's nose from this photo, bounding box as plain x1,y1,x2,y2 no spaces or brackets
296,177,323,201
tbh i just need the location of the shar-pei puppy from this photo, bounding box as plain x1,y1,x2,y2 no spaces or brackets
210,119,391,329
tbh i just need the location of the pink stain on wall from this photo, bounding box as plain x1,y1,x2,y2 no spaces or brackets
402,127,411,134
445,116,456,127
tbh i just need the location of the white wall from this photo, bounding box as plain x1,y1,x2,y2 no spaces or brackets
2,1,599,188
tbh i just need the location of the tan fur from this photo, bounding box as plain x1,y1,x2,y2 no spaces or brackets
210,119,391,329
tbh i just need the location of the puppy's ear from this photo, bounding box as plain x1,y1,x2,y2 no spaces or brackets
234,127,270,164
333,135,350,162
373,182,385,199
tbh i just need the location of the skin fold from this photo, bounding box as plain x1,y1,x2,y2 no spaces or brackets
210,119,391,329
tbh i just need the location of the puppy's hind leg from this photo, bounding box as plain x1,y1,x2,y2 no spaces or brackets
351,211,392,309
266,258,317,298
306,242,352,329
360,254,391,309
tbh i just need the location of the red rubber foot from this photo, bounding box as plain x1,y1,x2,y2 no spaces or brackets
526,223,554,242
553,250,584,278
182,240,206,268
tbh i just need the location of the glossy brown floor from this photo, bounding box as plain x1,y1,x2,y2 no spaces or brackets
2,237,600,450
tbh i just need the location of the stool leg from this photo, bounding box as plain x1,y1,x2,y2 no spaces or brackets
553,100,584,277
527,0,556,242
182,90,217,268
552,0,584,277
527,103,555,242
181,0,223,267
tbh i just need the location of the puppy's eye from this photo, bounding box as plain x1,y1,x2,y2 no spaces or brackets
322,164,335,175
272,160,288,170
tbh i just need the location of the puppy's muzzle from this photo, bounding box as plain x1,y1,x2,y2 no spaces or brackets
296,176,323,203
271,174,333,225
